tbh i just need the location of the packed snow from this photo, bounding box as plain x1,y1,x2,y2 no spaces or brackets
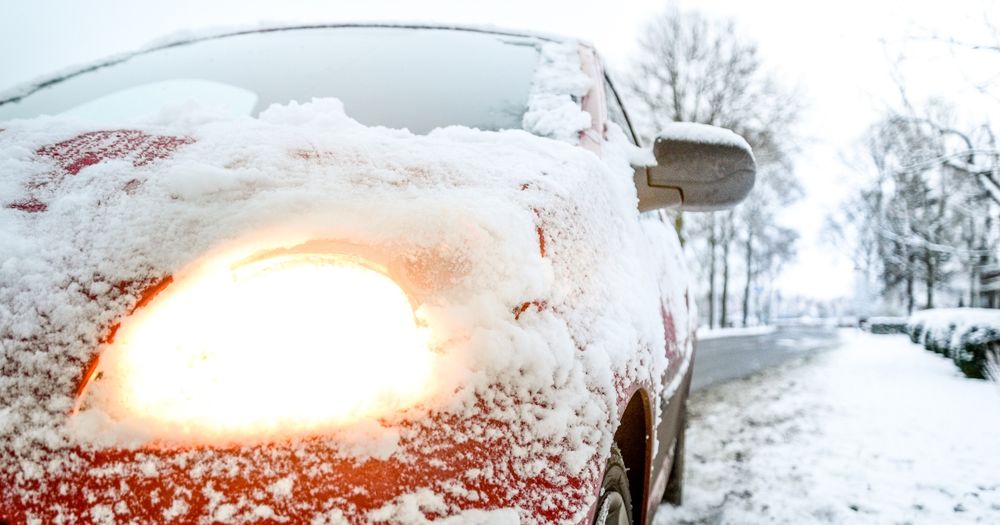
0,35,693,524
656,122,752,152
655,330,1000,524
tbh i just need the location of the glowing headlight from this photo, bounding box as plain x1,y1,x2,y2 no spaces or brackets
83,250,433,441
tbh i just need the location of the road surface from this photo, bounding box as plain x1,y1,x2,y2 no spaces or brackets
691,324,841,392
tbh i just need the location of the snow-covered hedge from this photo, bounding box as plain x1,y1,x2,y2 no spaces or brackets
906,309,1000,380
864,316,908,334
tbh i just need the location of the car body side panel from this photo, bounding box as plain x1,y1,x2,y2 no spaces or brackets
583,57,696,524
647,354,694,521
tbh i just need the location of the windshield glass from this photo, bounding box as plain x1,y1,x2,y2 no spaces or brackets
0,27,542,134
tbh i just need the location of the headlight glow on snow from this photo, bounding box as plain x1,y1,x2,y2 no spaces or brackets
83,249,433,441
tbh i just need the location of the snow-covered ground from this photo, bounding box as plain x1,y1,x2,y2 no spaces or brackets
696,325,776,340
655,330,1000,524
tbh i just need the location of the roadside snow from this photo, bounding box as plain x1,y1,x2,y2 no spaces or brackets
696,325,776,340
656,330,1000,524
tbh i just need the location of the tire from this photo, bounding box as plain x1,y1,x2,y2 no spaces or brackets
595,444,633,525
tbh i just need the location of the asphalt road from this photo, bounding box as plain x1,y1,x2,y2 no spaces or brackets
691,324,842,392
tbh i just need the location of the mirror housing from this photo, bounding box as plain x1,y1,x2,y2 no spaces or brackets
634,123,756,212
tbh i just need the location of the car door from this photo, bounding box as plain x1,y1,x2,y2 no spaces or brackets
603,70,696,520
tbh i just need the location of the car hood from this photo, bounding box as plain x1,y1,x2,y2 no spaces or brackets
0,100,672,523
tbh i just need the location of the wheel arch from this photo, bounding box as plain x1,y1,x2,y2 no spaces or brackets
612,388,652,524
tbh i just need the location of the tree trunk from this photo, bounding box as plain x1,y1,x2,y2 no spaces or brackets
906,252,915,315
707,216,717,328
969,216,978,308
721,233,731,328
674,212,685,246
763,289,773,324
741,230,754,327
970,259,978,308
925,255,935,309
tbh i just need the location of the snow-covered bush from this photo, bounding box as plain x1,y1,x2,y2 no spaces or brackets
906,318,925,344
954,325,1000,379
907,309,1000,379
928,324,957,356
865,316,908,334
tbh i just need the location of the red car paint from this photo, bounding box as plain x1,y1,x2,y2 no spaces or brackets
6,129,193,213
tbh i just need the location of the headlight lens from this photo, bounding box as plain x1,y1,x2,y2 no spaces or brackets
83,250,433,442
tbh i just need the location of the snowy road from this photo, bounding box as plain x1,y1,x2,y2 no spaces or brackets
656,330,1000,524
692,325,841,391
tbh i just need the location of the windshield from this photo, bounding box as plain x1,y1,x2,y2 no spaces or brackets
0,26,542,134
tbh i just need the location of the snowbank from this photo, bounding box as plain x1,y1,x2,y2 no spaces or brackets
656,330,1000,524
0,40,693,524
696,325,776,340
906,308,1000,379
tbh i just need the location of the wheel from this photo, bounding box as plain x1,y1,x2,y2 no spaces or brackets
595,444,633,525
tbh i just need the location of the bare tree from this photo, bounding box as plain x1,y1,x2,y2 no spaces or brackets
828,9,1000,313
625,6,803,327
837,103,999,312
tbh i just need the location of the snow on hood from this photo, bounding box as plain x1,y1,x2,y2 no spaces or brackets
0,95,663,441
0,68,681,522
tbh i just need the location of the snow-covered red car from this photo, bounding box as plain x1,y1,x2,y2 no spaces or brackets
0,25,754,525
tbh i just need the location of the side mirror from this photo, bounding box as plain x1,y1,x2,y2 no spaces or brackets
634,123,756,212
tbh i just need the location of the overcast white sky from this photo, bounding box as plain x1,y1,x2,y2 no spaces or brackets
2,0,997,301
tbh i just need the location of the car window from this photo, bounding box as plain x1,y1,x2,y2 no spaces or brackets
604,76,638,145
0,27,541,134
